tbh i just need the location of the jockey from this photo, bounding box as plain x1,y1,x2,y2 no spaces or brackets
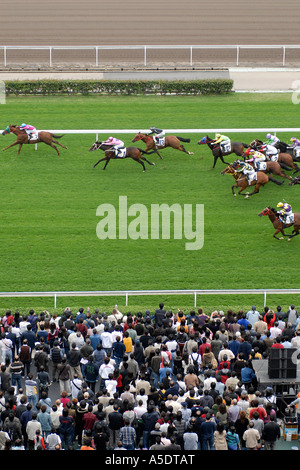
213,133,231,153
277,202,294,224
258,143,278,161
20,123,37,138
244,148,266,163
104,136,125,157
290,137,300,148
148,127,165,144
265,133,280,146
234,160,256,184
290,137,300,159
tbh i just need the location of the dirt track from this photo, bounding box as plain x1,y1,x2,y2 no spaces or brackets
1,0,300,46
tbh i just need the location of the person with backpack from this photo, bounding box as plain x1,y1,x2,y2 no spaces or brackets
188,346,202,375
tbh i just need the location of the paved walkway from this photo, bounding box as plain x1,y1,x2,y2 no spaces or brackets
0,67,299,92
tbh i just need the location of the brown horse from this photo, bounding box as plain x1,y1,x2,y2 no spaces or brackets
258,206,300,241
197,135,248,168
2,125,67,156
131,132,193,159
89,141,155,171
221,165,270,198
247,160,291,182
250,139,300,173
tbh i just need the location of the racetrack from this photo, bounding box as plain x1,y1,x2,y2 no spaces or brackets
1,0,300,47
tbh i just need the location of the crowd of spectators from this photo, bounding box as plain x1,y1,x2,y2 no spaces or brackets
0,302,298,451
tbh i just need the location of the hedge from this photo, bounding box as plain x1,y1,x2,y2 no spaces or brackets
4,79,233,96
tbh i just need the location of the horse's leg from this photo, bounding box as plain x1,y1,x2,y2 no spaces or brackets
93,157,107,168
46,142,60,155
154,149,163,159
288,226,300,241
244,183,260,198
52,140,68,149
141,156,155,166
137,159,146,172
273,229,285,240
2,141,19,152
212,155,218,168
17,144,23,155
219,155,230,165
178,145,194,155
102,159,110,170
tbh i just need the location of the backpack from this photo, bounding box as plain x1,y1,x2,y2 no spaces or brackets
192,353,200,374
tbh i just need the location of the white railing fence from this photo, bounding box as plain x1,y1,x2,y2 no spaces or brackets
1,45,300,67
0,289,299,309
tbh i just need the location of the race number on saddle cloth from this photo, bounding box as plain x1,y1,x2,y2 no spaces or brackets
103,136,125,158
148,127,165,146
277,202,294,225
213,133,231,153
20,123,38,142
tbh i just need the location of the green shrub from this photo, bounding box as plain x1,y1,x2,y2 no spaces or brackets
4,79,233,96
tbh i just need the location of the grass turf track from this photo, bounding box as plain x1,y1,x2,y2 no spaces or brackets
0,92,300,315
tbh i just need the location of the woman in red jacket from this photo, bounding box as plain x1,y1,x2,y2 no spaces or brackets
264,310,276,330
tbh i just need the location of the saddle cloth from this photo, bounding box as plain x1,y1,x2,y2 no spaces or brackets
279,213,294,225
293,146,300,158
221,142,231,153
269,154,278,162
248,173,257,185
255,161,267,171
154,137,165,147
27,132,39,142
115,148,127,158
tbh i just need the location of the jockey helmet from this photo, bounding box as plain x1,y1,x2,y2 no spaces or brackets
244,148,251,156
266,133,272,139
20,123,26,128
277,202,284,208
108,137,114,141
239,162,246,167
291,137,297,141
215,133,221,138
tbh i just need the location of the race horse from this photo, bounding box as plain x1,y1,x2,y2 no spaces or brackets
89,141,155,171
221,164,273,198
2,125,67,156
198,135,248,168
258,206,300,241
250,139,300,173
245,160,291,183
131,132,193,159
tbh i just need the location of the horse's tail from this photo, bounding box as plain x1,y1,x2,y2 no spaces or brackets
51,134,64,139
176,136,190,143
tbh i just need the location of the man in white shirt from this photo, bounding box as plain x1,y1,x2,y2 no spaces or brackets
100,327,113,354
246,306,260,327
269,321,282,340
99,357,115,391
